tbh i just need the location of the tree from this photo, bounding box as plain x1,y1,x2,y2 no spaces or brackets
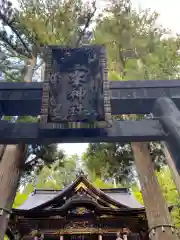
32,154,78,189
83,143,134,186
93,0,180,80
21,154,79,192
83,142,165,186
20,144,65,186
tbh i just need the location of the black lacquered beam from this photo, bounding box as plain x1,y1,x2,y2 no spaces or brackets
110,80,180,115
0,119,165,144
0,80,180,116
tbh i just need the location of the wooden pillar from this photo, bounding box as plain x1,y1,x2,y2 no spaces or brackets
131,142,179,240
0,145,27,240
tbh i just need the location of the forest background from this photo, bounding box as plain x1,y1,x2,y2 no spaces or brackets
0,0,180,228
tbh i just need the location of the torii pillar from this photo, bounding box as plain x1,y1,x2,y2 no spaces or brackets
131,142,179,240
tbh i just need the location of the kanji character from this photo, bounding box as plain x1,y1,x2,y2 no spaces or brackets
68,69,88,88
68,103,85,117
68,87,87,103
68,104,78,116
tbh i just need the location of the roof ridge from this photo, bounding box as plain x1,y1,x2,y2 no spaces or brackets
101,188,129,193
34,189,61,194
33,188,129,193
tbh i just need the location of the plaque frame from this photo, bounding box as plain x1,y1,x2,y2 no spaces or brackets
40,45,112,129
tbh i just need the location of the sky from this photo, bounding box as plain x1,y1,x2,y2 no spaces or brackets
11,0,180,156
132,0,180,35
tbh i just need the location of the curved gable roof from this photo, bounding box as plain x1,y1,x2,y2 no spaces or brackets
17,175,143,211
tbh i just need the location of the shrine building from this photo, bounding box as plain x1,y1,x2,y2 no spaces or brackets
7,173,149,240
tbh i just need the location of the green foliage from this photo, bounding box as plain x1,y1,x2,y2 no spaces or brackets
83,142,165,186
48,154,77,187
13,192,29,208
0,0,97,81
83,143,134,185
20,144,65,186
22,154,78,190
92,177,117,189
18,0,96,46
93,0,180,80
22,183,34,195
14,154,77,207
131,184,143,205
157,167,180,227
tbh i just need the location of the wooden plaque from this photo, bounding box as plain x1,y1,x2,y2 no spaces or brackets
40,45,112,129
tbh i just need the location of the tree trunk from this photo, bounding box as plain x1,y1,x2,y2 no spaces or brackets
131,142,179,240
24,57,37,82
0,145,27,240
0,57,36,239
162,142,180,198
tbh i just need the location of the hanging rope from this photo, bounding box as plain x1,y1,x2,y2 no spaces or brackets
148,224,180,239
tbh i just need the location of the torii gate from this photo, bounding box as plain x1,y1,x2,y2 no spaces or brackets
0,45,180,240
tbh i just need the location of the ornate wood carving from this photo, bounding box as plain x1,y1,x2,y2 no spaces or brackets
56,228,123,235
70,207,91,215
64,221,95,229
40,45,112,129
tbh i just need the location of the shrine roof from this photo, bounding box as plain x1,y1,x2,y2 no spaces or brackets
17,176,143,211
